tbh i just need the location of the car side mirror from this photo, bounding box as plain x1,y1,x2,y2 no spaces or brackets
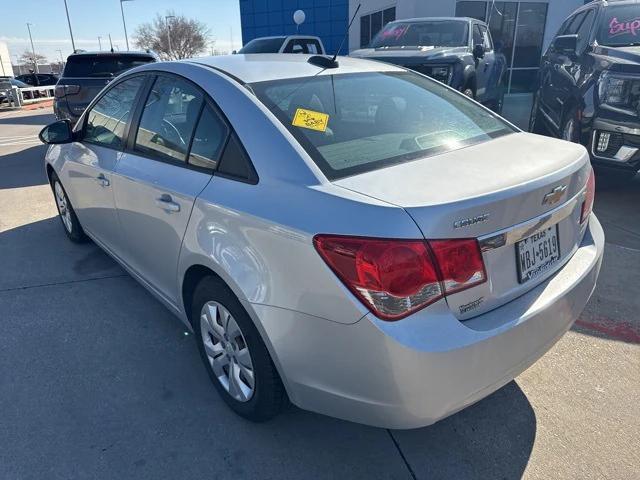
552,34,578,57
473,43,485,59
39,120,74,144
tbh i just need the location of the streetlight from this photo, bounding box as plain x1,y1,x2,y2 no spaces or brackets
119,0,134,51
165,15,176,59
98,36,102,50
63,0,76,51
26,22,38,73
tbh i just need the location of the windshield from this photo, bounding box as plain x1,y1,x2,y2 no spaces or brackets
238,37,286,53
370,21,469,48
63,55,154,78
250,72,514,180
597,5,640,47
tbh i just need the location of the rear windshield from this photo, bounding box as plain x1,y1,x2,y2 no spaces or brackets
597,5,640,47
250,71,514,180
371,21,469,48
63,55,154,78
238,38,286,53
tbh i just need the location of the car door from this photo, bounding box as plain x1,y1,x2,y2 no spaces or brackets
113,73,229,304
541,9,596,129
472,24,491,102
62,74,146,252
478,24,497,103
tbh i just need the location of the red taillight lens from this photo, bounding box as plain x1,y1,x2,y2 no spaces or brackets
313,235,487,321
580,167,595,224
429,239,487,294
54,84,80,97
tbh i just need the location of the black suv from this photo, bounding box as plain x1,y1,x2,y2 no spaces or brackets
54,51,156,124
531,0,640,179
350,17,506,112
15,73,59,86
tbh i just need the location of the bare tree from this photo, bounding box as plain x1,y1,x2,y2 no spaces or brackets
19,50,47,67
133,12,210,60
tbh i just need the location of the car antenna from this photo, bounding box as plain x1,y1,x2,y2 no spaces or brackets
109,34,114,53
308,3,361,69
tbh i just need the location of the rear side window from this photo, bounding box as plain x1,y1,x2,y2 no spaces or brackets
251,72,514,180
283,39,322,54
83,76,145,149
238,37,286,53
188,105,229,169
134,75,203,162
63,55,154,77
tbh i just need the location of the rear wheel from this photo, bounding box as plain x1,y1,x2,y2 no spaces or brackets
50,172,87,243
192,276,287,422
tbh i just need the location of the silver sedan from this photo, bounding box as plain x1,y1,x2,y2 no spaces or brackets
39,54,604,429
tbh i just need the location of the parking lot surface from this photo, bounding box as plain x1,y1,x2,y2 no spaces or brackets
0,107,638,479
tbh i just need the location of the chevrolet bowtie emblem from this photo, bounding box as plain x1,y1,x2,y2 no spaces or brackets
542,185,567,206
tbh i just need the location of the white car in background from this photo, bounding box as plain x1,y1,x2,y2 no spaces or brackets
39,54,603,429
237,35,325,54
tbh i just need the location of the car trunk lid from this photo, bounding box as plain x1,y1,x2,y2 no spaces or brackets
333,132,592,319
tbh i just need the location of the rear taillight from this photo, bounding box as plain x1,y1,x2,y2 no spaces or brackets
313,235,486,321
54,84,80,97
580,167,595,224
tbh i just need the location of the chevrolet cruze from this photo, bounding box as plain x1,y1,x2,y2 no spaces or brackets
39,54,603,429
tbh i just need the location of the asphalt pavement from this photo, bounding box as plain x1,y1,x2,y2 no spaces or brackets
0,106,638,479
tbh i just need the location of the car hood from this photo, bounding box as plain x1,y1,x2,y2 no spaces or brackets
592,45,640,72
351,46,469,64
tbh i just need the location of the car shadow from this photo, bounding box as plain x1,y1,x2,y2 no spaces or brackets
0,217,537,479
0,143,49,189
0,112,55,126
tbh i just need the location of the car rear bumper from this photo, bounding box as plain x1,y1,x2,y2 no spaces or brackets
248,214,604,429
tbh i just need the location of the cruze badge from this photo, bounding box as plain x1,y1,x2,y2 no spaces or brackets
542,185,567,206
454,213,490,229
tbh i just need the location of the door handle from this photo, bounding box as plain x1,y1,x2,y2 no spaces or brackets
95,174,110,187
155,194,181,213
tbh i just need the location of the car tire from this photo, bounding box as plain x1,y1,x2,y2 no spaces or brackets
492,87,505,114
561,106,581,143
192,275,287,422
50,172,88,243
529,91,547,135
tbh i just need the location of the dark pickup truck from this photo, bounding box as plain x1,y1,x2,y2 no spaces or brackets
530,0,640,179
350,17,506,112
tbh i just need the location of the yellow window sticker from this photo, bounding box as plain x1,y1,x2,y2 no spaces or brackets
292,108,329,132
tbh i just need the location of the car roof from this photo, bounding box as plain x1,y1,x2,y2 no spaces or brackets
184,53,405,84
67,50,155,58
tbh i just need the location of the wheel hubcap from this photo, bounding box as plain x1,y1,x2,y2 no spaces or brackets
200,301,255,402
54,182,72,233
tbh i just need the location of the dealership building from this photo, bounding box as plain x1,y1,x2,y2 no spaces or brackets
239,0,589,93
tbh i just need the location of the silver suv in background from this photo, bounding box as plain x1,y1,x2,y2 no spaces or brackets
54,51,157,124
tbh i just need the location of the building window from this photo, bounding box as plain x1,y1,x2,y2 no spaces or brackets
360,7,396,48
455,1,549,94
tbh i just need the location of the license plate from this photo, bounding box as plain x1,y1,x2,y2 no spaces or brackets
516,225,560,283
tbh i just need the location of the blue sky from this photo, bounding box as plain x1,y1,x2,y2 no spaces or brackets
1,0,242,63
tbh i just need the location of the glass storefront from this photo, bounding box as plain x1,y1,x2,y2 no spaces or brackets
456,1,549,93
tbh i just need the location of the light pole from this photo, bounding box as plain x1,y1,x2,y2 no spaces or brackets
63,0,76,51
98,36,102,50
56,49,65,73
165,15,176,59
26,22,38,73
119,0,134,51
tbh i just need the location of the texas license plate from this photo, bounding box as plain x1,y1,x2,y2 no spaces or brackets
516,225,560,283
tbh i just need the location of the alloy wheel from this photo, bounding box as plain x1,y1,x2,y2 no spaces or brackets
200,301,255,402
54,181,73,233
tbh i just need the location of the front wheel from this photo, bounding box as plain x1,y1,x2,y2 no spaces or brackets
51,172,87,243
192,276,287,422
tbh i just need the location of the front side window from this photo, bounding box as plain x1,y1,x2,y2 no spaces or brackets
479,25,493,50
83,75,145,149
251,72,514,180
473,24,483,48
371,21,469,48
596,5,640,47
134,75,203,162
